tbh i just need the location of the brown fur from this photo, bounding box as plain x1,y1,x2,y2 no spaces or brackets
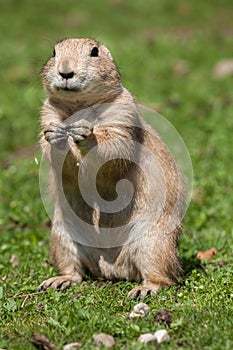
39,38,184,298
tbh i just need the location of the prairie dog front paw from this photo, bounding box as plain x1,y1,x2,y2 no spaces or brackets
67,119,93,145
44,122,68,150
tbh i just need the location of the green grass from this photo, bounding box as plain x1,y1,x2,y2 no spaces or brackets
1,0,233,349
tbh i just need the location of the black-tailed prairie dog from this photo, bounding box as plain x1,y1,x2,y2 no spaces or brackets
39,38,186,298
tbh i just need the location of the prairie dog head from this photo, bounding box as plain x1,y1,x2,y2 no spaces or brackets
42,38,122,105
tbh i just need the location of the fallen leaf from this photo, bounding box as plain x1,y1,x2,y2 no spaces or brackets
36,302,45,311
155,309,173,327
197,248,217,260
31,333,57,350
10,254,20,268
129,302,150,318
93,333,115,348
63,342,81,350
68,293,83,301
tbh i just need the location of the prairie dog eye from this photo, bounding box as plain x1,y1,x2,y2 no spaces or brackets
53,49,56,57
90,46,99,57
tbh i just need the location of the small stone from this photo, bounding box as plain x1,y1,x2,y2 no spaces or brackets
213,59,233,78
63,342,81,350
138,329,170,344
129,302,150,318
173,60,189,76
10,254,20,268
154,329,170,344
93,333,115,348
138,333,157,343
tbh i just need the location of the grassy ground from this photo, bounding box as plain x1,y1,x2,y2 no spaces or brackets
0,0,233,349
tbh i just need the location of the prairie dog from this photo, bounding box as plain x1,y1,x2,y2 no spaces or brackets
39,38,184,298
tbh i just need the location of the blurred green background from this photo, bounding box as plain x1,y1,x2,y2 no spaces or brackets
0,1,233,349
1,0,232,157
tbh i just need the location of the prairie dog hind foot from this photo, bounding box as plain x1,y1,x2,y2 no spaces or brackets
38,273,82,292
128,277,175,299
128,282,160,300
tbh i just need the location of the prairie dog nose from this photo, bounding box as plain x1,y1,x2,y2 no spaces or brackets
59,71,74,79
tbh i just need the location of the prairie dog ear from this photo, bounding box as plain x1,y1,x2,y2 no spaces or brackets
100,45,114,60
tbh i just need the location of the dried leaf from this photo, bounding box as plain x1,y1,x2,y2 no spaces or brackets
173,60,189,77
31,333,57,350
93,333,115,348
63,343,81,350
129,302,150,318
155,309,173,326
197,248,217,260
21,295,29,308
36,302,45,311
68,293,83,301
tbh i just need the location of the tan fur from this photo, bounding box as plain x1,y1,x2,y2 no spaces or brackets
39,38,184,298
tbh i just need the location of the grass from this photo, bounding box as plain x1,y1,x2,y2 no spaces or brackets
0,0,233,349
